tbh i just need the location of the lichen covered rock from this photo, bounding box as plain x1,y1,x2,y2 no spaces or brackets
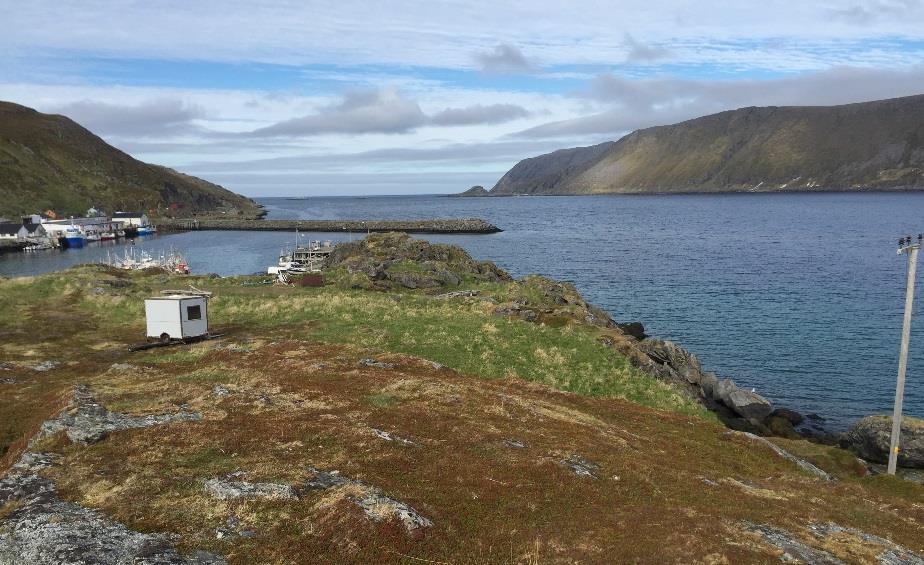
844,415,924,468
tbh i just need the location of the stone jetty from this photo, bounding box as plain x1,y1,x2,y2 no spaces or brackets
158,218,502,234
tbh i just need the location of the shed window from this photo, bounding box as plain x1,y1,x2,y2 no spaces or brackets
186,305,202,320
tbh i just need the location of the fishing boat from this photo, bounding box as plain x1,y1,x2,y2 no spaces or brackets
136,225,157,235
85,232,102,242
266,233,334,284
62,225,86,248
163,248,190,274
23,241,54,252
104,247,190,274
100,231,116,240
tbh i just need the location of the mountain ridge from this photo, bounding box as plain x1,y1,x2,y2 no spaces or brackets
0,101,261,219
489,94,924,195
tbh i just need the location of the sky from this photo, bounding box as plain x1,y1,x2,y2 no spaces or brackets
3,0,924,196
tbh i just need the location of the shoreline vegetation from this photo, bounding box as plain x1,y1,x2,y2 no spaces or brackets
1,233,923,562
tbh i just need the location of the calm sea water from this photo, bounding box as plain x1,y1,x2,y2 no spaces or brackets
2,192,923,428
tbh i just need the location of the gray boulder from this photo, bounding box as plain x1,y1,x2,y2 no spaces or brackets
616,321,647,340
203,477,297,501
725,388,773,421
709,378,773,421
699,372,718,399
713,378,737,406
844,415,924,468
387,272,443,289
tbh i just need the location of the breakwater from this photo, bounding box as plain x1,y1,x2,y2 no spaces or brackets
158,217,502,234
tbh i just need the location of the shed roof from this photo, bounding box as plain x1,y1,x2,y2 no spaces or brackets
113,211,145,218
0,223,22,235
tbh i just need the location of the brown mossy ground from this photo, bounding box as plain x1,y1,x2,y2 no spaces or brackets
1,265,923,563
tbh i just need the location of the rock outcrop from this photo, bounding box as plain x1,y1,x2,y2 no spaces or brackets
732,432,833,481
627,338,782,433
33,385,201,446
745,521,924,565
203,474,298,501
324,232,511,291
301,468,434,533
1,446,222,564
843,415,924,468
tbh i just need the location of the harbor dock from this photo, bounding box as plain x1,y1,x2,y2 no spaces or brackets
157,218,502,234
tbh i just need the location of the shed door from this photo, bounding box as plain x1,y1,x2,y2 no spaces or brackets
180,299,208,337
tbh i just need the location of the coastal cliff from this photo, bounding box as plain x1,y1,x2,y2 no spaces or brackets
489,94,924,195
1,235,922,563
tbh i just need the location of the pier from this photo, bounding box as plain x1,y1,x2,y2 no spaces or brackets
157,218,502,234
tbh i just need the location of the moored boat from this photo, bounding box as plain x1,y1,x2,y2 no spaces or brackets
62,226,86,248
104,246,190,274
23,241,54,252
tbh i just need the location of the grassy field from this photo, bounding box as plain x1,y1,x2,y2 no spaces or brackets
1,264,923,563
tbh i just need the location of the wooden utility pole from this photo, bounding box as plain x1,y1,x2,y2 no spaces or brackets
890,234,922,474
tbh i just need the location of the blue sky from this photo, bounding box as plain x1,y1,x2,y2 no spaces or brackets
3,1,924,196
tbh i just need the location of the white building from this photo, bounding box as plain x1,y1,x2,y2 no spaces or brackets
0,221,47,240
0,223,19,240
144,294,209,342
112,212,150,227
20,222,46,239
43,217,120,236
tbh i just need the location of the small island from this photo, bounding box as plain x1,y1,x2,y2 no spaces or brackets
452,185,491,197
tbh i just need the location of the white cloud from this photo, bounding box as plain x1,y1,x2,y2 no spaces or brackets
3,1,924,70
245,91,534,137
50,99,206,137
429,103,530,126
247,88,427,137
829,0,922,25
514,65,924,138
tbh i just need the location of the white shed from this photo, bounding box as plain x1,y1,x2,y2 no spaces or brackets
144,294,209,341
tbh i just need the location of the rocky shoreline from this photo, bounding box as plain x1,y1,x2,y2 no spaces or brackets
322,233,923,472
158,218,502,234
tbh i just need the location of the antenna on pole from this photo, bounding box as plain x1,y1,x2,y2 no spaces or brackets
889,233,921,474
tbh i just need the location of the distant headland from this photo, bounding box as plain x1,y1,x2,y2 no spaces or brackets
460,94,924,196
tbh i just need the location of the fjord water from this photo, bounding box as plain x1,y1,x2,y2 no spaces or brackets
3,192,923,428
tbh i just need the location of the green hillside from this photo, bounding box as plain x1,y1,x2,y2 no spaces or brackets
491,94,924,195
0,101,261,219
